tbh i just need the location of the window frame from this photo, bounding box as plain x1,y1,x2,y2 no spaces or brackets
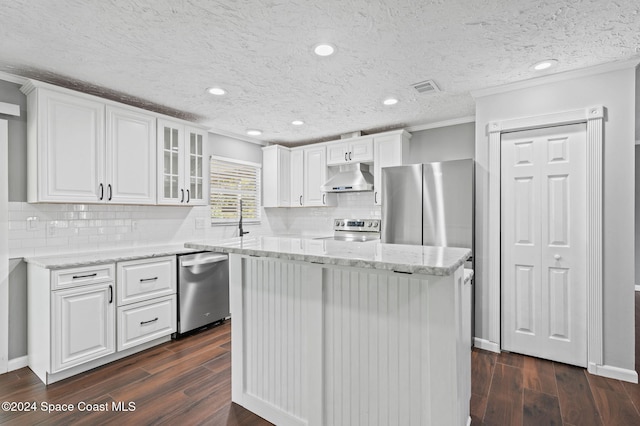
209,155,262,225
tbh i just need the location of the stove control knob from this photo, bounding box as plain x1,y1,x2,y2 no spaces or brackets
340,221,345,226
367,222,372,227
373,222,379,228
335,220,340,227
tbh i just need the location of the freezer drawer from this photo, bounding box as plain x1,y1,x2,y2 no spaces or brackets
178,252,229,334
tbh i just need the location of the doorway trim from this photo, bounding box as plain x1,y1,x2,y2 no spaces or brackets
487,106,604,374
1,118,8,374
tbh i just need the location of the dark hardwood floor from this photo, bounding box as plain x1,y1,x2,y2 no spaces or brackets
2,293,640,425
472,292,640,426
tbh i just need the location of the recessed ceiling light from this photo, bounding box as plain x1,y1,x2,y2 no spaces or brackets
314,43,336,57
532,59,558,71
246,129,262,136
383,98,399,106
291,120,304,126
207,87,226,96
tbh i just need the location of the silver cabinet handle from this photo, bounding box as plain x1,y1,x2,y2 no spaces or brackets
344,152,348,162
322,193,326,205
299,195,303,206
374,192,378,204
140,277,158,282
140,317,158,325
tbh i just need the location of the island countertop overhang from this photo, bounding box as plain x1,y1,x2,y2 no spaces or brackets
184,236,471,276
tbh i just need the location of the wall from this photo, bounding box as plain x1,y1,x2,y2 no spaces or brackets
474,64,637,371
0,80,27,202
409,122,475,162
636,146,640,288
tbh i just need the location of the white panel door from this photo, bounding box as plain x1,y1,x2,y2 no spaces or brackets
40,90,105,202
373,134,403,206
105,106,156,204
51,282,115,373
157,119,185,205
501,123,587,367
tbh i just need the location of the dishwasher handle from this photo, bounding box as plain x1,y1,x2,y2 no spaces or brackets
180,254,228,267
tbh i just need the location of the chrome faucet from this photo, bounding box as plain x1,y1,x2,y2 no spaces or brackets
239,199,249,237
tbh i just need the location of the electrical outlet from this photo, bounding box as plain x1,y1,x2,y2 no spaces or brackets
27,216,39,230
195,217,205,229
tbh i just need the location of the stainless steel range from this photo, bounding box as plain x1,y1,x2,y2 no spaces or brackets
315,218,381,242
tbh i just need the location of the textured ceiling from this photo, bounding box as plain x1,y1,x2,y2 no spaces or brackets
0,0,639,144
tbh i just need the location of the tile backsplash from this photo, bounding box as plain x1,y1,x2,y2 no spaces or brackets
8,191,380,258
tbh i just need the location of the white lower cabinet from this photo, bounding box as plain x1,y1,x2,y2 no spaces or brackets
117,295,176,351
116,256,177,351
51,281,115,373
28,255,177,385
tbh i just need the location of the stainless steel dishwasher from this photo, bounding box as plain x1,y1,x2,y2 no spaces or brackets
177,252,229,334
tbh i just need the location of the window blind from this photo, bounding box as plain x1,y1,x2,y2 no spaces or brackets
210,156,261,223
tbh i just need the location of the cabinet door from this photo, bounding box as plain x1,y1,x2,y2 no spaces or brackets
51,282,115,373
326,141,348,165
106,106,156,204
262,145,291,207
290,148,304,207
349,137,374,163
157,119,185,205
374,134,406,206
185,127,207,205
303,146,327,206
36,89,105,203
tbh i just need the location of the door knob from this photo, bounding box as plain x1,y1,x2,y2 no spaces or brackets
554,254,561,260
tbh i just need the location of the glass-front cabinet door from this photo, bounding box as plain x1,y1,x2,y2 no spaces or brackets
185,127,207,205
157,119,184,205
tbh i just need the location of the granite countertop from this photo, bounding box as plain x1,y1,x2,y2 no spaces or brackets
24,244,200,270
185,236,471,276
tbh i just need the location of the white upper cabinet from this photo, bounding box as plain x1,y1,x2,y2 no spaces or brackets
106,106,157,204
290,147,304,207
373,130,411,206
21,80,209,206
303,145,335,206
326,137,374,166
262,145,291,207
157,120,207,206
25,86,105,203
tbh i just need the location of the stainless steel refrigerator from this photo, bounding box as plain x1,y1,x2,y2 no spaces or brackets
381,159,474,256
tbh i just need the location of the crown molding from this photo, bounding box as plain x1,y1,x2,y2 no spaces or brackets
406,116,475,133
471,57,640,99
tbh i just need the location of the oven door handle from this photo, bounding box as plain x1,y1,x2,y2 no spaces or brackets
181,254,228,267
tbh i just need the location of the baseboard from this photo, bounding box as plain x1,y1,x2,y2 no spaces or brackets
473,337,500,353
635,285,640,292
8,355,28,372
588,362,639,384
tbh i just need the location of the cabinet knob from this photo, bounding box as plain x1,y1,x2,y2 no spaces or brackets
554,254,561,260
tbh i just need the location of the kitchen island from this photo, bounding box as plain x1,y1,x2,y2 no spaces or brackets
185,236,472,426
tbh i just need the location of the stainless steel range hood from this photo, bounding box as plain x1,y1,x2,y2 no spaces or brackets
321,163,374,193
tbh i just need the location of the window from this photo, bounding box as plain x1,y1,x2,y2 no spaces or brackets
210,156,261,224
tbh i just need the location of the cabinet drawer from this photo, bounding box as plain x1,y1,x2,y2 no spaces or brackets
117,295,176,351
117,256,176,305
52,264,115,290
